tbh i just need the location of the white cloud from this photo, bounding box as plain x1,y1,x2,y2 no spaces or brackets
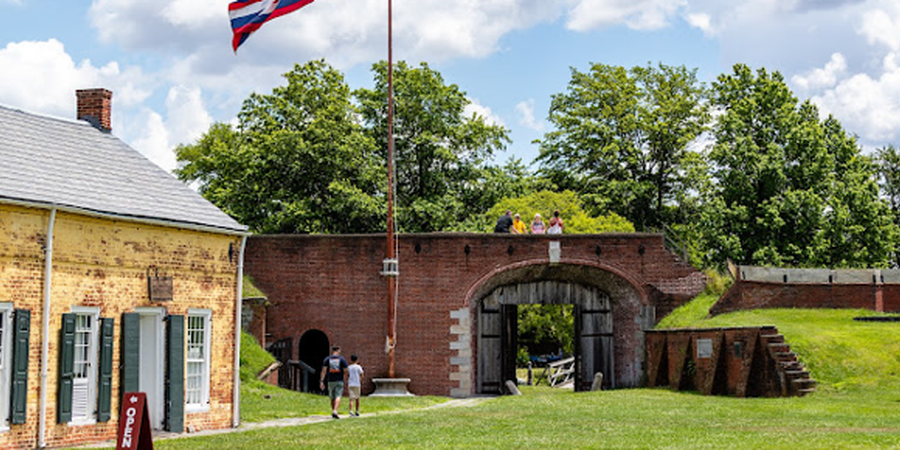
685,12,714,36
808,52,900,143
128,109,173,172
515,99,544,131
0,39,151,120
90,0,562,68
566,0,686,32
165,85,213,148
858,3,900,51
124,85,213,173
792,53,847,91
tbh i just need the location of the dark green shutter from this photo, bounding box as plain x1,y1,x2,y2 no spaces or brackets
97,318,114,422
9,309,30,425
166,315,184,433
120,313,140,397
57,313,75,424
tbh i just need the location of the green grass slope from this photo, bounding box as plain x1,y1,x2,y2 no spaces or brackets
657,295,900,391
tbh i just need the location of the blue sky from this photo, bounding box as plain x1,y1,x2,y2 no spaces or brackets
2,0,900,172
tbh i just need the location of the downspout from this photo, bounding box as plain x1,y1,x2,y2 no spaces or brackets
39,208,57,448
232,235,247,427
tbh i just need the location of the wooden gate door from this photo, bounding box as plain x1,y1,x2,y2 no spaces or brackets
574,286,614,391
478,287,518,394
500,304,517,393
477,293,502,394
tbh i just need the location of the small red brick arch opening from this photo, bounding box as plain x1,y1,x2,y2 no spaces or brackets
298,329,330,388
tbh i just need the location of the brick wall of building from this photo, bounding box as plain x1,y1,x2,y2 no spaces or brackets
245,233,705,397
0,204,241,449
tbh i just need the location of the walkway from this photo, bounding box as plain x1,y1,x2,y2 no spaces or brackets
75,397,492,448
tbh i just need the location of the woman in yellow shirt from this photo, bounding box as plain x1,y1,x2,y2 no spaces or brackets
512,213,528,234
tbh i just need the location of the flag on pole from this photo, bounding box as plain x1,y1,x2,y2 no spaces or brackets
229,0,315,52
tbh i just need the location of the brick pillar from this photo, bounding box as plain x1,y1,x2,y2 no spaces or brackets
76,88,113,132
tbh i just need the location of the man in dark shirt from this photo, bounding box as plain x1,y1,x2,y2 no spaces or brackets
494,210,513,233
320,346,349,419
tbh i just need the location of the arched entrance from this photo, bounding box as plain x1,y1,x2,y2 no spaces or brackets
477,281,614,393
298,329,330,391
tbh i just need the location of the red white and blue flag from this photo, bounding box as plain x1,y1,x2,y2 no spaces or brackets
229,0,316,52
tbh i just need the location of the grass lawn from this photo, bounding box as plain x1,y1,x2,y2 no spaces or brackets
148,385,900,449
75,303,900,449
240,378,449,422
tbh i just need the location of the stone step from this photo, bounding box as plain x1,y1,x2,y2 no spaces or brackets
797,388,816,396
775,352,797,362
779,360,802,370
784,370,809,378
760,334,784,343
768,343,791,353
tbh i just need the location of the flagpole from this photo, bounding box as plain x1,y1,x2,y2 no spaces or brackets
385,0,397,379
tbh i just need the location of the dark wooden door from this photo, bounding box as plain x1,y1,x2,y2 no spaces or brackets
575,286,614,391
500,304,517,393
477,290,502,394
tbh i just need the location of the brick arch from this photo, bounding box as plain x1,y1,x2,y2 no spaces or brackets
447,260,652,396
464,259,649,308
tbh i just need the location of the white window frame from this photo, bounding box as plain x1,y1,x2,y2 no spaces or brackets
0,303,13,431
70,306,100,425
185,309,212,413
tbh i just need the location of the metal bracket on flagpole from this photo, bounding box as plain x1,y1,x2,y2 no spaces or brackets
380,258,399,277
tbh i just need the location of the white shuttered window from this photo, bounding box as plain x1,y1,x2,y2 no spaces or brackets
185,309,211,412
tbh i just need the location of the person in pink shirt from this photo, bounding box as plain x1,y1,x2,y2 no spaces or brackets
531,213,545,234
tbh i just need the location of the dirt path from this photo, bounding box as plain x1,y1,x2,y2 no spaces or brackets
75,397,494,448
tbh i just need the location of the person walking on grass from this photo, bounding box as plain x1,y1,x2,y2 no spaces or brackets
347,354,364,416
320,346,349,419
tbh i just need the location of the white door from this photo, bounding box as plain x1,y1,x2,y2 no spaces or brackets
138,309,165,430
0,307,12,428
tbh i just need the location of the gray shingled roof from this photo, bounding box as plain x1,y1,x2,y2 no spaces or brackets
0,104,247,233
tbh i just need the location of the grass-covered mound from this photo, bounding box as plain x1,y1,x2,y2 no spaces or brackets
239,331,276,383
657,295,900,391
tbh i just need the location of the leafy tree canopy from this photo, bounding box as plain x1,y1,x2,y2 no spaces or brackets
701,64,899,268
536,62,710,231
356,61,511,232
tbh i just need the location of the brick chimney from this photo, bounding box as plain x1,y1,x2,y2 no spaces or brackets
76,88,113,133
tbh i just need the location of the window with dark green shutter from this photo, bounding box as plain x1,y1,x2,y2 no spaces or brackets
57,313,75,424
97,318,114,422
120,313,140,397
166,315,184,433
10,309,30,425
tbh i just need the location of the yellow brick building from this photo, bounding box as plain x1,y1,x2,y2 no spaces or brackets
0,90,249,449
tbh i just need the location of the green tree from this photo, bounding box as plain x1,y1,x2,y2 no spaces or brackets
536,62,709,231
702,64,898,268
483,190,634,234
175,60,384,234
876,144,900,265
355,61,511,232
518,304,574,362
